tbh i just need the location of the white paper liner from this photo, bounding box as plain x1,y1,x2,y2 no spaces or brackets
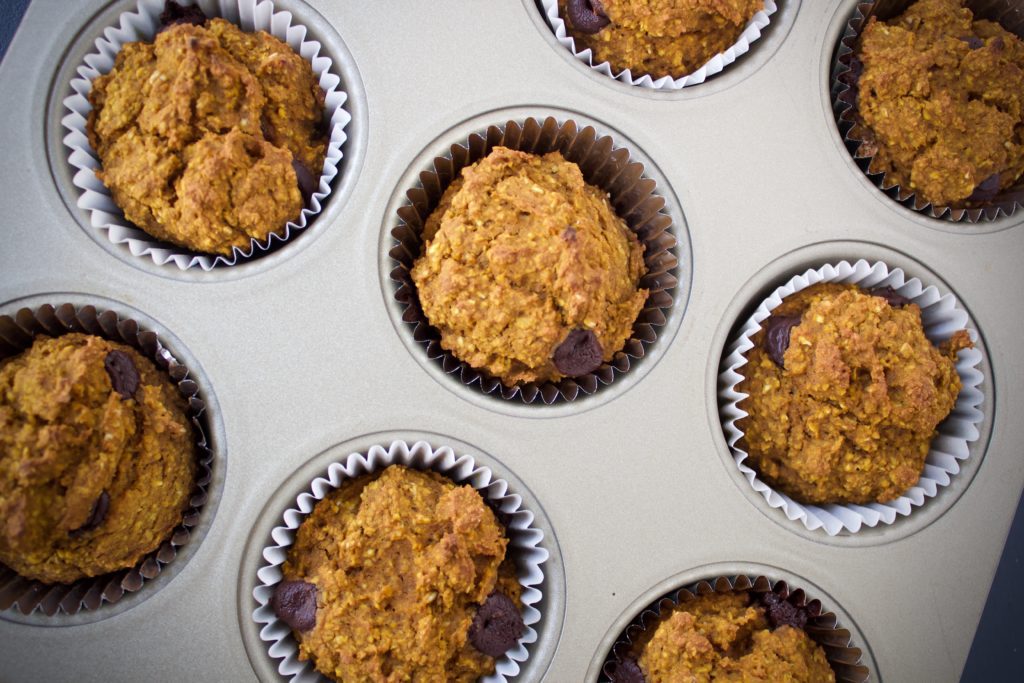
540,0,777,90
61,0,351,270
252,440,548,682
719,260,985,535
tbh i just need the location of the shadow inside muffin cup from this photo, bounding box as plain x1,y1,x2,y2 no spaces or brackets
832,0,1024,223
389,116,679,405
0,303,213,617
602,574,869,683
60,0,351,270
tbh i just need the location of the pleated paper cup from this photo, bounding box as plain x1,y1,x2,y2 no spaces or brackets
719,260,985,535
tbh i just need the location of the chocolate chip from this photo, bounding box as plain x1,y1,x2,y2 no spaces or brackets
157,1,206,33
70,491,110,538
869,286,911,308
969,173,1001,202
762,591,809,630
271,580,318,632
611,657,645,683
566,0,610,34
104,350,140,400
763,315,802,369
552,329,604,377
959,35,984,50
562,226,578,242
468,592,525,657
292,159,317,206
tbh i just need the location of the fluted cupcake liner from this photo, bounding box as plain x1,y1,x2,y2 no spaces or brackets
539,0,777,90
832,0,1023,223
389,116,678,404
0,303,213,616
603,574,869,683
61,0,351,270
252,440,548,683
719,260,985,535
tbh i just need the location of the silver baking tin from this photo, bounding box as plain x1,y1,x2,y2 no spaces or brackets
0,1,1021,681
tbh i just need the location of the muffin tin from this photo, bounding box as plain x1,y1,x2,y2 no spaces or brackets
0,0,1021,681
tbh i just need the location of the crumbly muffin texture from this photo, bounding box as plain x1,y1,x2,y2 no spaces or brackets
283,466,522,682
638,592,835,682
855,0,1024,206
411,146,648,386
0,334,195,584
87,18,327,255
560,0,763,79
739,283,971,505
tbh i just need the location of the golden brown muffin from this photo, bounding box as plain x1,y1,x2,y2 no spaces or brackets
635,592,835,682
411,146,648,386
559,0,763,79
854,0,1024,206
0,334,195,584
738,283,971,505
87,17,327,255
278,466,523,682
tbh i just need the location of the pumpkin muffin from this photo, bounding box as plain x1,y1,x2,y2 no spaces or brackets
0,333,195,585
273,466,525,682
410,146,648,386
87,5,326,255
852,0,1024,206
738,283,971,505
559,0,764,79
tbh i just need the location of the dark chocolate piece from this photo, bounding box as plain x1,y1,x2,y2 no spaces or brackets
611,657,645,683
562,226,578,242
869,286,911,308
552,328,604,377
292,159,317,206
969,173,1001,202
762,591,809,630
468,592,525,657
271,580,318,632
566,0,610,35
763,315,801,369
70,491,110,537
157,1,207,33
104,350,140,400
959,35,984,50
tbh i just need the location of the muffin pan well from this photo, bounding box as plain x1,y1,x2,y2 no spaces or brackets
2,1,1023,681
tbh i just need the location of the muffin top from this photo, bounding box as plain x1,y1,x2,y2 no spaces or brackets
559,0,763,79
854,0,1024,206
0,333,195,584
87,14,327,255
410,146,648,386
738,283,971,505
623,592,835,682
276,465,524,682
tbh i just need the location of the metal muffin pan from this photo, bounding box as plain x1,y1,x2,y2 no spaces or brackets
0,0,1021,681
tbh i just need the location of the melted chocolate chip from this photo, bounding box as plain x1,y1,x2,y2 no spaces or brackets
104,350,140,400
969,173,1001,202
762,592,809,630
271,580,318,632
566,0,610,34
552,329,604,377
468,592,525,657
292,159,317,206
959,35,984,50
763,315,802,369
70,491,110,538
611,657,645,683
157,1,207,33
869,286,911,308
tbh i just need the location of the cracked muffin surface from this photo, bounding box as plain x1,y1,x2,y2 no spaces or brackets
410,146,648,386
87,17,326,255
738,283,971,505
0,334,195,584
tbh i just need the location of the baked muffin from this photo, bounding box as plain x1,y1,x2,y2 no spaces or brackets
87,3,327,255
0,333,195,585
559,0,764,79
852,0,1024,206
737,283,971,505
614,591,835,682
272,465,525,682
410,146,648,386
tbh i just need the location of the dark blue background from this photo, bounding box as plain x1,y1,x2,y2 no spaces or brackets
0,2,1019,680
